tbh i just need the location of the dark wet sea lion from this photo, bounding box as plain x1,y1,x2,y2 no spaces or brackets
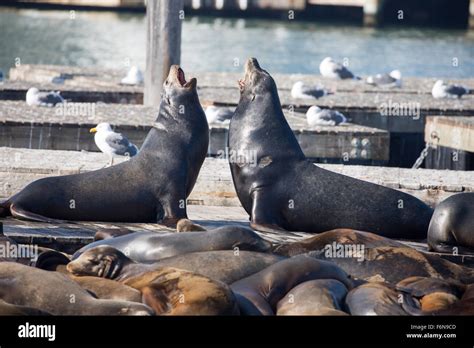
273,229,404,257
122,268,239,315
396,276,466,298
228,58,432,238
0,262,154,315
230,255,353,315
73,226,272,263
311,246,474,284
0,65,209,226
0,299,51,316
428,193,474,254
276,279,348,316
68,246,283,284
345,282,409,315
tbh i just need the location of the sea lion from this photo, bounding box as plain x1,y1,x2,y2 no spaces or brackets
396,276,465,312
0,65,209,226
230,255,353,315
273,229,404,257
396,276,466,298
228,58,432,238
73,226,272,263
176,218,207,232
428,193,474,254
0,299,51,316
0,262,154,315
68,246,283,284
276,279,348,316
402,284,474,316
121,268,239,315
345,282,409,315
311,246,474,285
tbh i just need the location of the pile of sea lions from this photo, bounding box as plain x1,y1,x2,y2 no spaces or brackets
0,58,473,316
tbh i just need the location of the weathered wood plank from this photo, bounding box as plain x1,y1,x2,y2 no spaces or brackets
9,64,474,95
1,148,473,208
425,116,474,152
0,100,389,161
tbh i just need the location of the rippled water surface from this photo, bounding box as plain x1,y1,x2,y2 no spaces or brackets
0,8,473,77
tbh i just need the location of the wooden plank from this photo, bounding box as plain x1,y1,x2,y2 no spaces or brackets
1,148,473,208
144,0,184,106
0,101,389,161
425,116,474,152
8,64,474,95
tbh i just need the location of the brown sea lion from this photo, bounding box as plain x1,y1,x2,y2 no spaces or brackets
345,283,409,315
273,229,404,257
276,279,348,316
230,255,353,315
419,292,459,312
396,276,466,298
311,246,474,284
68,246,284,284
176,218,207,232
0,262,154,315
122,268,239,315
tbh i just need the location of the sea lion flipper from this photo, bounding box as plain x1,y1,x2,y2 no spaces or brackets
176,219,207,232
10,204,68,224
249,189,287,233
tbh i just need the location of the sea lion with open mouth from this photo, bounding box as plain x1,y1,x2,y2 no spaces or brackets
228,58,432,238
0,66,208,227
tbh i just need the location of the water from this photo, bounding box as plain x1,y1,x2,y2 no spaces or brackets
0,8,473,78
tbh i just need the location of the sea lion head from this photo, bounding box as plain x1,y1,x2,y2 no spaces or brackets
66,246,127,279
238,57,278,100
162,65,197,106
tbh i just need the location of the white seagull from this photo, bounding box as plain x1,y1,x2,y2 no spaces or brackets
306,106,347,127
90,123,139,166
205,106,234,124
319,57,359,80
432,80,469,99
26,87,64,107
121,66,144,85
291,81,333,99
366,70,402,88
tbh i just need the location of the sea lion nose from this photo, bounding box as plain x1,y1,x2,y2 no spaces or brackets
246,58,261,72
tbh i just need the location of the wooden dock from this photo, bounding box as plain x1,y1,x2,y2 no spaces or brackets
425,116,474,170
4,64,474,167
2,147,473,208
0,100,389,164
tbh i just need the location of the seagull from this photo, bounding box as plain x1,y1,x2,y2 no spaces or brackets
121,66,144,85
205,106,234,124
366,70,402,88
432,80,469,99
25,87,64,107
306,106,347,126
319,57,360,80
90,123,139,166
291,81,333,99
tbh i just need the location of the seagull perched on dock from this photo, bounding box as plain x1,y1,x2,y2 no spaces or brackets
306,106,347,126
90,123,139,166
205,106,234,124
121,66,144,85
25,87,64,107
431,80,469,99
366,70,402,88
291,81,333,99
319,57,360,80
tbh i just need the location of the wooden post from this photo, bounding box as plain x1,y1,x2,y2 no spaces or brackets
144,0,184,106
